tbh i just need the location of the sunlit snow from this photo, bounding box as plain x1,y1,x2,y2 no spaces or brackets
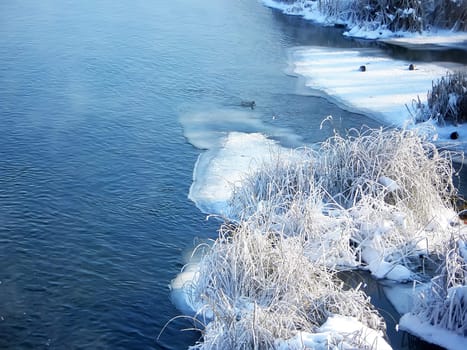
290,46,467,152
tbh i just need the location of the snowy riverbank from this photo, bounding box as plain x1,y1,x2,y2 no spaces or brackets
262,0,467,43
170,2,467,349
264,0,467,155
172,124,466,349
289,45,467,153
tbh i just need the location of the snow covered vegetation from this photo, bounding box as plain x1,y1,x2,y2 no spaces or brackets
264,0,467,36
186,221,389,349
169,3,467,348
411,238,467,335
172,127,466,349
416,71,467,126
228,128,461,279
399,237,467,349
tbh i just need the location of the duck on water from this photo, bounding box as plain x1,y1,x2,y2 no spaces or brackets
240,100,256,109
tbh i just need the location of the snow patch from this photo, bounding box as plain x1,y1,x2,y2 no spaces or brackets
399,313,467,350
276,315,392,350
290,46,467,152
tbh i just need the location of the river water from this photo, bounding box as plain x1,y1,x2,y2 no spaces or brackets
0,1,464,349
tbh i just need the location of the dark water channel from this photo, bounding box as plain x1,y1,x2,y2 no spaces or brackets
0,1,464,349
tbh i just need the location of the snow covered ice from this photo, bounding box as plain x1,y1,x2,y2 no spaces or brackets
265,0,467,155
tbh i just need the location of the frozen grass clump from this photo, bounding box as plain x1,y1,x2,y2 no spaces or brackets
228,148,316,221
276,195,359,268
425,71,467,126
404,236,467,336
229,127,459,278
228,148,359,268
172,127,465,347
271,0,427,32
315,127,456,218
188,221,386,349
315,128,459,267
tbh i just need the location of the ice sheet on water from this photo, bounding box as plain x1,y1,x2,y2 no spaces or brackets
381,31,467,50
180,108,299,216
289,46,467,153
291,47,454,124
180,108,301,150
188,131,284,216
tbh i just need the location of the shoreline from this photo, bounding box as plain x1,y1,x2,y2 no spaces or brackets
266,0,467,156
172,3,467,349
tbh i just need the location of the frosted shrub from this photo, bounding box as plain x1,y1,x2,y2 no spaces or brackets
316,128,456,221
303,0,426,32
270,0,467,32
353,0,425,32
426,71,467,125
189,221,385,349
316,128,458,276
230,127,458,277
277,195,358,268
409,237,467,336
229,148,359,268
317,0,355,23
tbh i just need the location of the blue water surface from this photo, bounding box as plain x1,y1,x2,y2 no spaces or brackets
0,1,463,349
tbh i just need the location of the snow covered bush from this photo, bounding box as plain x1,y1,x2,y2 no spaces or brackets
187,221,387,349
316,0,355,24
426,71,467,126
315,0,426,32
352,0,425,32
317,128,456,216
314,128,459,278
266,0,467,32
172,127,465,347
229,127,459,278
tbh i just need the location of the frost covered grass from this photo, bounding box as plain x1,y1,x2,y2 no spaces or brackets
399,236,467,348
229,127,461,278
405,237,467,335
318,0,426,32
173,128,465,348
417,71,467,126
231,128,458,218
266,0,467,34
186,220,387,349
315,128,455,217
